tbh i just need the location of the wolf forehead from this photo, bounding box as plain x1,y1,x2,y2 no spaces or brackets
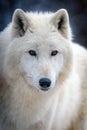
12,8,72,40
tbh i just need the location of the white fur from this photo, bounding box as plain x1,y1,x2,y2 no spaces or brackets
0,9,87,130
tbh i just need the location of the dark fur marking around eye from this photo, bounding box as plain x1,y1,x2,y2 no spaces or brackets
51,50,58,56
28,50,37,56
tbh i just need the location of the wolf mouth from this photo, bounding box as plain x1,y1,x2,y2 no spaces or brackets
40,87,50,91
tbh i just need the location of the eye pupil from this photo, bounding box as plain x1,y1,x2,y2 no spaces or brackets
51,50,58,56
28,50,36,56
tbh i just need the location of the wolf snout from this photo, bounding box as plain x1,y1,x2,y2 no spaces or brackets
39,78,51,91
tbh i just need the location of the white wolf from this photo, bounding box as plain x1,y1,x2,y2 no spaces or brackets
0,8,87,130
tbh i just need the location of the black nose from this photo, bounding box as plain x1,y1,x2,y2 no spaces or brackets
39,78,51,90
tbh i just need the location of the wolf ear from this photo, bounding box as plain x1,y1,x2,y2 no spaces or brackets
51,9,72,40
12,9,28,37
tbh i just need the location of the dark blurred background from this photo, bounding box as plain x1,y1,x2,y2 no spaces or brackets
0,0,87,47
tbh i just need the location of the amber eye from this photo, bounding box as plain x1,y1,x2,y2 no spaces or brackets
51,50,58,56
28,50,37,56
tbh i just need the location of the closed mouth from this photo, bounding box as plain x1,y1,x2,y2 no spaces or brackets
40,87,50,91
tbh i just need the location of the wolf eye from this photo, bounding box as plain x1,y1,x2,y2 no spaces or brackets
51,50,58,56
28,50,37,56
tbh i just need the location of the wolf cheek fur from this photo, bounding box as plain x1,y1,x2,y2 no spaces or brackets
0,8,87,130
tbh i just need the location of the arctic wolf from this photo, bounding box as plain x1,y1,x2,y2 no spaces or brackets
0,8,87,130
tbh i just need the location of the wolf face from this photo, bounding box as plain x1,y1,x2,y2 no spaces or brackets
4,9,73,92
20,36,64,91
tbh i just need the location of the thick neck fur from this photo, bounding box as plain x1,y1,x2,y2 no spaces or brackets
2,65,81,130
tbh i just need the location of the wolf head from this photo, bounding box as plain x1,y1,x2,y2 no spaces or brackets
4,9,73,92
